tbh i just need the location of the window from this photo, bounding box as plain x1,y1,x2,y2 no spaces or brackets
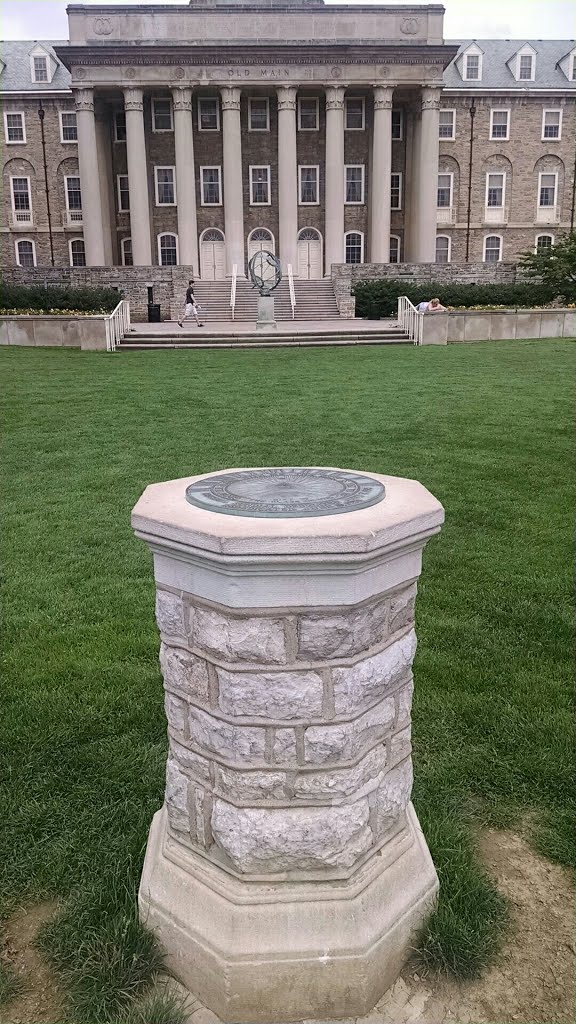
391,172,402,210
154,166,176,206
539,172,557,207
60,111,78,143
486,172,505,208
391,109,403,140
519,54,533,80
542,110,562,140
11,177,31,222
345,97,365,130
117,174,130,212
121,238,133,266
198,97,219,131
435,236,451,263
4,112,26,143
114,110,126,142
572,55,576,81
299,165,319,205
33,55,48,82
158,233,178,266
484,235,502,263
65,175,82,213
298,97,319,131
248,98,269,131
536,234,554,253
250,165,271,205
437,173,453,208
439,110,455,139
345,165,364,204
201,166,222,205
345,231,363,264
16,239,36,268
490,109,510,140
152,98,173,132
389,235,400,264
69,238,86,267
464,54,480,80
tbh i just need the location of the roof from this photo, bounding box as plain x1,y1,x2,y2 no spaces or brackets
444,39,576,90
0,40,71,92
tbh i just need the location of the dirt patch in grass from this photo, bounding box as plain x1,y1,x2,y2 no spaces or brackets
1,902,65,1024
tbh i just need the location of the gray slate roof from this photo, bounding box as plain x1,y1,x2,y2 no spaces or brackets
0,40,71,92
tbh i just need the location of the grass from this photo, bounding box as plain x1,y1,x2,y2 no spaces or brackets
0,340,573,1021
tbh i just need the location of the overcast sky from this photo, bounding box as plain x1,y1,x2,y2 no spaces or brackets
2,0,574,41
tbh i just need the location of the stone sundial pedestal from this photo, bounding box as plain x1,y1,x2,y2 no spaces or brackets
132,467,444,1023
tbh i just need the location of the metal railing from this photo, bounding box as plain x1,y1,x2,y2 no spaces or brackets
287,263,296,320
104,299,131,353
397,295,424,346
230,263,237,321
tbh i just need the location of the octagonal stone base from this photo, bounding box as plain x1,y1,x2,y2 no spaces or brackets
139,802,438,1023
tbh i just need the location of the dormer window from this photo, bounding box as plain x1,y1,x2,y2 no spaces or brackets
33,56,48,82
571,55,576,80
464,54,480,80
30,46,55,84
510,45,537,82
519,54,533,80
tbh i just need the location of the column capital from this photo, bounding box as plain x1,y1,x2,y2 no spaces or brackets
276,85,297,112
74,87,95,113
221,86,241,112
124,87,144,112
172,86,193,113
325,85,345,111
421,86,442,111
373,85,394,111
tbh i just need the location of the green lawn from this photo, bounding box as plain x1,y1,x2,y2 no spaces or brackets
1,341,574,1024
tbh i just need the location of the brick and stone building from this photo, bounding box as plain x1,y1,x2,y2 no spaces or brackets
1,1,574,280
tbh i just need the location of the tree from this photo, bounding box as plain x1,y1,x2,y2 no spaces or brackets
519,232,576,304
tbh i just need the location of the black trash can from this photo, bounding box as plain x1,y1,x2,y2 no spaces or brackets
148,303,161,323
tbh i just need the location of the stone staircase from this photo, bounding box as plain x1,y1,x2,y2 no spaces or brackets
181,278,341,323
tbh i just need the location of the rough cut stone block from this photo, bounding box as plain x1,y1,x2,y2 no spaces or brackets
217,667,324,720
190,784,209,848
212,798,373,873
215,765,288,803
297,597,388,660
156,590,186,637
293,745,385,801
170,738,212,785
390,727,411,766
396,678,414,729
165,759,189,833
304,696,395,765
160,643,210,704
331,630,417,716
191,606,286,664
272,728,298,764
371,760,413,841
164,691,188,737
189,706,266,763
389,584,417,634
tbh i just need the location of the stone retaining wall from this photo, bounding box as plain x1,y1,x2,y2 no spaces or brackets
421,308,576,345
0,314,109,350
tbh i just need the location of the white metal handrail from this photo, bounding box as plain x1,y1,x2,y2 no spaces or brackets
287,263,296,320
104,298,131,353
397,295,424,346
230,263,237,321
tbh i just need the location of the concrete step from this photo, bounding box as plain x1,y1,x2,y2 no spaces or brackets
119,335,410,350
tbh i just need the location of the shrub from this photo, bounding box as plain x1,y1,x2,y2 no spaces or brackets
352,279,558,318
519,232,576,305
0,283,121,314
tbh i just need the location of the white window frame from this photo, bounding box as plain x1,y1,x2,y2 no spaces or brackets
435,235,452,263
157,232,179,267
535,233,554,253
389,234,401,264
151,97,173,133
117,174,130,212
464,52,482,81
391,108,403,141
198,96,220,132
121,237,133,266
344,230,364,264
538,171,558,208
517,53,535,81
64,174,83,213
437,172,453,209
15,238,37,268
32,54,49,83
69,237,86,267
483,234,503,263
298,96,319,131
154,165,176,207
344,164,365,205
10,175,32,219
345,96,365,131
114,110,126,142
572,55,576,81
542,109,562,141
248,97,270,132
249,165,271,206
391,172,403,211
4,111,26,144
200,165,222,206
59,110,78,144
490,108,510,141
298,164,319,206
439,109,455,140
485,171,506,209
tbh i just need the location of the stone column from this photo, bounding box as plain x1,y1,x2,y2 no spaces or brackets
95,101,115,266
133,466,444,1024
173,86,199,275
74,88,106,266
276,86,298,274
324,85,345,274
413,87,441,263
370,86,393,264
221,86,245,276
124,87,152,266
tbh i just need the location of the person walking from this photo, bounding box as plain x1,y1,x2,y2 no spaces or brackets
178,280,204,328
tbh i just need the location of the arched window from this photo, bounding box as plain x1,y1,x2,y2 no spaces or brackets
435,235,451,264
389,235,401,264
249,228,273,242
483,235,502,263
201,228,224,243
121,237,133,266
16,238,36,268
344,231,363,265
535,234,554,253
298,227,321,241
158,233,178,266
69,238,86,267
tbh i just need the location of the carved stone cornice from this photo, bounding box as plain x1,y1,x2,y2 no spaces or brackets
74,87,94,113
172,86,193,112
421,86,442,111
373,85,394,111
325,85,345,111
276,85,297,111
123,87,144,112
220,86,241,111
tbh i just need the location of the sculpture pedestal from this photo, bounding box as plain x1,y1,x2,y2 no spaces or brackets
132,468,444,1023
256,294,276,330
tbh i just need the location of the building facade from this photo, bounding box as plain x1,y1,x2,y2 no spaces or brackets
1,1,574,278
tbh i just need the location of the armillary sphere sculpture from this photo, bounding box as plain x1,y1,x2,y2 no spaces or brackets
248,249,282,296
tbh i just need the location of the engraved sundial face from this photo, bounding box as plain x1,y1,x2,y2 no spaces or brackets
185,468,385,518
